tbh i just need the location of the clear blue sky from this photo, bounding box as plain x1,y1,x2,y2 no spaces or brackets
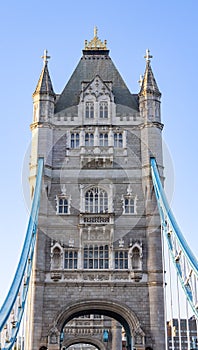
0,0,197,307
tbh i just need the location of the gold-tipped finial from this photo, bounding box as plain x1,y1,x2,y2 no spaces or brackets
84,27,107,51
94,26,98,38
42,49,50,64
144,49,153,62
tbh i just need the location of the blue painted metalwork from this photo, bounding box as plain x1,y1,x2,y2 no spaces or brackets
0,158,44,349
150,157,198,318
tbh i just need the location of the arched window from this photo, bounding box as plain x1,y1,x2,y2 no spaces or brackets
71,133,79,148
99,133,108,146
124,198,135,214
64,250,78,269
132,247,141,269
99,101,108,118
84,244,109,269
114,133,123,148
85,102,94,118
115,251,128,269
85,133,94,146
85,187,108,213
58,198,68,214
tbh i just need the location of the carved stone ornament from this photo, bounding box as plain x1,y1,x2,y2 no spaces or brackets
130,271,143,282
50,272,62,281
49,325,59,344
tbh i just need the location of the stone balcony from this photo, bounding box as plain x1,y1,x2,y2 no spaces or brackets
80,146,114,167
79,212,114,225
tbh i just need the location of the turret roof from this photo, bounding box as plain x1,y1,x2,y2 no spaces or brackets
139,49,161,97
33,50,55,97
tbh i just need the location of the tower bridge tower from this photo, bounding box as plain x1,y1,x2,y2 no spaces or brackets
27,29,165,350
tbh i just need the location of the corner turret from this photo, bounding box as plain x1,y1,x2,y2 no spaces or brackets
32,50,55,124
139,49,161,123
139,49,164,194
30,50,54,198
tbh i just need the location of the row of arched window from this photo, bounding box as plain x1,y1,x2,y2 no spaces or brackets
85,101,108,119
70,132,123,148
56,188,136,215
52,245,142,271
85,187,108,213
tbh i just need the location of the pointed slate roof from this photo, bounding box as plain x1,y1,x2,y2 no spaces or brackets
33,50,55,97
139,49,161,97
55,31,138,113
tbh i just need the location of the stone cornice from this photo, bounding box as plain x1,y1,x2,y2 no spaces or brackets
140,121,164,130
30,121,54,130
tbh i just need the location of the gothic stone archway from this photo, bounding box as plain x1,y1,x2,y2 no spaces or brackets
48,299,145,350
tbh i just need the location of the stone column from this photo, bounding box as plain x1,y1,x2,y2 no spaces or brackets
111,319,122,350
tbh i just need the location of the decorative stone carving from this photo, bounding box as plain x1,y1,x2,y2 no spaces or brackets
50,272,62,281
130,271,143,282
48,325,59,344
119,238,124,248
50,243,63,270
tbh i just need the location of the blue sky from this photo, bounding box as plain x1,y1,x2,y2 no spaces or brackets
0,0,197,309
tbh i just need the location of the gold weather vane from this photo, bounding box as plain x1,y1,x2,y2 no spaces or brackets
42,49,51,64
144,49,153,62
84,27,107,50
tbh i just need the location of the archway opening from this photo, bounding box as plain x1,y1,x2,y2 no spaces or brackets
61,313,126,350
65,344,98,350
60,311,132,350
54,300,145,350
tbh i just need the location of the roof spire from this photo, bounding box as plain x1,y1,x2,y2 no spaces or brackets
42,49,50,65
33,50,55,97
139,49,161,97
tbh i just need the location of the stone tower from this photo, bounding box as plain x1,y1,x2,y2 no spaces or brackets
27,29,165,350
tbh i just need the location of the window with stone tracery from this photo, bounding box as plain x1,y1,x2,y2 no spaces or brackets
114,132,123,148
124,198,135,214
70,132,79,148
56,195,71,215
85,132,94,146
64,250,78,269
85,187,108,213
115,251,128,269
58,198,68,213
99,101,108,118
85,102,94,118
99,133,108,146
83,244,109,269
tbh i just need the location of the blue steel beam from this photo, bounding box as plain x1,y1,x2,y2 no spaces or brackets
150,157,198,318
0,158,44,349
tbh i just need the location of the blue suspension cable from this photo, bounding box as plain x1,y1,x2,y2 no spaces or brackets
0,158,44,339
150,157,198,318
